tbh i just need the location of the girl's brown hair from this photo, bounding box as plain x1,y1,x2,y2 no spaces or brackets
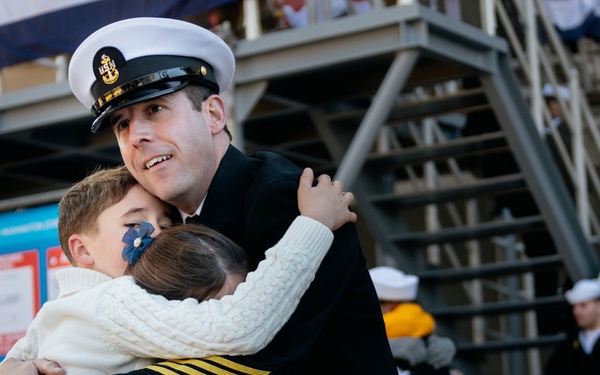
126,224,250,301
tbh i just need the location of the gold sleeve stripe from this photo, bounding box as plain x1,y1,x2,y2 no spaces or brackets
144,357,271,375
201,357,270,374
140,364,179,375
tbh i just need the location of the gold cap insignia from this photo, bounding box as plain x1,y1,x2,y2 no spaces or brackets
98,54,119,85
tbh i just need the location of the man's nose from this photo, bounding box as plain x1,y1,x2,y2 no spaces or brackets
128,116,155,144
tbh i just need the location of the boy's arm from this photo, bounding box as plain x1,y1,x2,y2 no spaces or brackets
96,169,354,358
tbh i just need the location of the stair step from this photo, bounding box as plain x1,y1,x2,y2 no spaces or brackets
366,131,507,167
457,334,567,353
389,215,545,246
323,87,488,124
429,295,566,318
370,173,526,208
416,254,563,282
387,87,489,123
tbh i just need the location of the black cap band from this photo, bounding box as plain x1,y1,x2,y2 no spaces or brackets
91,66,216,116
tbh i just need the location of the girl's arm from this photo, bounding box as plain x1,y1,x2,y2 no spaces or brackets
98,215,332,358
97,168,354,358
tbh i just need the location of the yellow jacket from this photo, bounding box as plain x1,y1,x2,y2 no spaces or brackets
383,302,435,338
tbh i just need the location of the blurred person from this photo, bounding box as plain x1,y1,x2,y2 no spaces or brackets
544,277,600,375
542,82,574,197
370,266,459,375
541,0,600,52
270,0,349,28
542,82,571,141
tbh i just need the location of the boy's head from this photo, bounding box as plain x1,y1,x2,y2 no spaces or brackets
126,223,250,301
58,166,172,277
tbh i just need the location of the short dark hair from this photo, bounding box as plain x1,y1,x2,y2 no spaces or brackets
182,83,232,141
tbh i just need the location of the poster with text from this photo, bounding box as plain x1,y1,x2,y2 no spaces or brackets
0,250,40,356
0,203,59,359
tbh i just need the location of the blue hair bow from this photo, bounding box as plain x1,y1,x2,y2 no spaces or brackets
122,221,155,265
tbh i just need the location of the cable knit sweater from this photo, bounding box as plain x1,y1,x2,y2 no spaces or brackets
4,216,332,375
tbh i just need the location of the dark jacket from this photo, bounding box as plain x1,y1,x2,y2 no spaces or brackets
544,329,600,375
196,146,397,374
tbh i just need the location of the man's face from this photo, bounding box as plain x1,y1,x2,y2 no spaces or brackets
548,99,564,119
572,300,600,331
108,90,225,214
82,184,172,278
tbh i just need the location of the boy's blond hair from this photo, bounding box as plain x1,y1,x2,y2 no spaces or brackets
58,165,138,265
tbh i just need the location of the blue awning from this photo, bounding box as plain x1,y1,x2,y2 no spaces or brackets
0,0,237,68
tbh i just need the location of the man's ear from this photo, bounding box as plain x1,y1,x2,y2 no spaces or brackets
69,234,94,267
205,94,226,134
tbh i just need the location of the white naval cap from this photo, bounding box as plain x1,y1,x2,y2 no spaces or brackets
565,278,600,305
542,83,571,101
68,17,235,133
369,266,419,302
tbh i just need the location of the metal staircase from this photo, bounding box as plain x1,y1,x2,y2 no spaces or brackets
233,2,600,374
1,1,600,374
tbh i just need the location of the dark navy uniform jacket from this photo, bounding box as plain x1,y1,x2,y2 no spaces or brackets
544,329,600,375
120,145,396,375
193,145,396,374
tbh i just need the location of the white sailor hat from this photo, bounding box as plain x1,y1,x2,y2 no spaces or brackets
68,17,235,133
542,83,571,101
565,278,600,304
369,266,419,302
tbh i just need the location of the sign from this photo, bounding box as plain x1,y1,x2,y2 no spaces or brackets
0,250,40,355
0,204,60,360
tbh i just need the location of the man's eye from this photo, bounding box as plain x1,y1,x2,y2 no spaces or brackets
149,104,163,114
114,119,130,131
125,223,140,229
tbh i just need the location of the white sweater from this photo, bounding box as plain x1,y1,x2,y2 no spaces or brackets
4,216,332,375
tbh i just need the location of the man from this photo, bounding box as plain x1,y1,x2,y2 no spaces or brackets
541,82,573,198
541,82,571,148
1,17,396,374
544,278,600,375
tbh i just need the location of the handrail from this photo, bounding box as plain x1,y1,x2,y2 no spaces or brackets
495,0,600,247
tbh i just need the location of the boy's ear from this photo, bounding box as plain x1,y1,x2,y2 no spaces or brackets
69,234,94,267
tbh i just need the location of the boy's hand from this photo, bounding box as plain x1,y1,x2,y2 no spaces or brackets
0,358,65,375
298,168,357,230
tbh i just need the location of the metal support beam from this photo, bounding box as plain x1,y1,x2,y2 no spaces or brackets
335,50,418,188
